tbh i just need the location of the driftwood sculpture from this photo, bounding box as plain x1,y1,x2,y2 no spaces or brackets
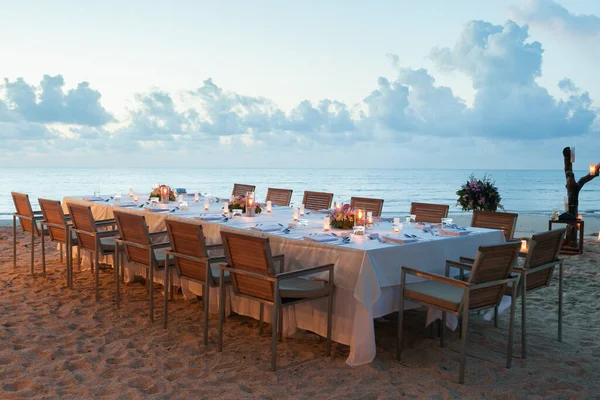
562,147,599,248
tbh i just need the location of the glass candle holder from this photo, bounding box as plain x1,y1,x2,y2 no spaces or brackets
323,217,330,231
129,188,134,198
266,200,272,212
520,240,528,253
300,203,305,216
354,209,365,228
204,197,210,211
292,208,299,221
133,193,139,203
194,193,199,202
160,185,169,204
393,225,400,233
366,211,373,227
393,217,400,225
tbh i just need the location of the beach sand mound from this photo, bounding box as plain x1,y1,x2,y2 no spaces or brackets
1,227,599,398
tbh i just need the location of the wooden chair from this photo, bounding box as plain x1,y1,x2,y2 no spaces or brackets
165,219,229,337
508,229,566,358
398,242,521,384
302,191,334,210
218,231,335,371
38,198,80,282
350,197,384,217
409,202,449,223
471,210,518,241
266,188,293,207
11,192,45,274
232,183,256,197
67,203,119,298
113,210,173,324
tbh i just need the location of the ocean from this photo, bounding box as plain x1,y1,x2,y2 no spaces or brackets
1,168,598,220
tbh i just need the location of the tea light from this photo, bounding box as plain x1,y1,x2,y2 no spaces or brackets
247,192,255,208
394,217,400,225
266,200,272,213
178,194,184,202
393,225,400,233
204,197,210,211
292,208,299,221
590,164,597,176
161,186,169,198
133,193,139,203
323,217,330,231
520,240,528,253
300,203,305,216
194,192,199,202
577,214,583,220
129,188,134,198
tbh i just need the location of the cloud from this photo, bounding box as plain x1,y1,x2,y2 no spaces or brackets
510,0,600,36
1,75,114,126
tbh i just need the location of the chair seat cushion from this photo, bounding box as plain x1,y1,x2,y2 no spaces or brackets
279,278,330,300
404,280,464,312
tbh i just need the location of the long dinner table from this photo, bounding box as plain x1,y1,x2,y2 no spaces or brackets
62,194,505,366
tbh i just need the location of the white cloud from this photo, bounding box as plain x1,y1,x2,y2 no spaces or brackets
510,0,600,36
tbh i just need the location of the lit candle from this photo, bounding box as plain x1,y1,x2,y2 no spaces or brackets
597,232,600,241
323,217,330,231
293,208,299,221
335,202,341,211
178,194,184,202
194,192,199,202
133,193,139,203
266,200,272,213
393,225,400,233
161,186,168,197
577,214,582,220
590,163,597,176
521,240,528,253
204,197,210,211
300,203,305,216
393,217,400,225
129,188,134,198
223,204,229,215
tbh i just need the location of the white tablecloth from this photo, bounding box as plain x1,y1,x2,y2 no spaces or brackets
63,195,505,366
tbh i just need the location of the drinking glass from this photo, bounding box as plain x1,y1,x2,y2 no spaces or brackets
441,218,453,228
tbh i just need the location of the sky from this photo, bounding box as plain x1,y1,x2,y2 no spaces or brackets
1,0,599,169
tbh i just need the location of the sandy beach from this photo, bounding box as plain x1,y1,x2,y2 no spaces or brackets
1,222,599,399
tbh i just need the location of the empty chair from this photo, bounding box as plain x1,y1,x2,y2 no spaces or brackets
350,197,384,217
302,191,333,210
266,188,293,207
471,210,518,241
509,229,565,358
232,183,256,197
218,231,334,371
165,219,230,337
11,192,45,274
398,242,521,384
39,198,80,281
113,210,172,324
409,202,449,223
67,203,119,297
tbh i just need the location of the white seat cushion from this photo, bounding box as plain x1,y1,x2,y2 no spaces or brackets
404,280,464,312
279,278,330,300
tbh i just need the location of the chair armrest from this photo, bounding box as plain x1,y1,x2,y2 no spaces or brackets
207,256,227,264
402,266,469,289
206,243,223,250
150,242,170,250
220,265,277,282
96,230,120,239
272,254,285,273
470,275,519,290
458,257,475,265
276,263,334,281
445,260,473,279
95,219,116,227
41,221,68,230
33,210,44,215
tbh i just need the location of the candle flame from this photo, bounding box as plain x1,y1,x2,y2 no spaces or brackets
520,240,528,253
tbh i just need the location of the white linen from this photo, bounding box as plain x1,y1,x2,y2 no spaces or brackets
62,195,505,366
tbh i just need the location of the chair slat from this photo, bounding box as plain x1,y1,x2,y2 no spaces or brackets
350,197,384,217
232,184,256,197
410,202,449,223
39,198,68,243
11,192,38,234
471,210,518,241
302,191,333,211
266,188,293,207
113,211,152,265
166,219,211,284
523,229,565,291
67,203,98,251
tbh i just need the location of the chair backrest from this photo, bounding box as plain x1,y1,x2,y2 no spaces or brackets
471,210,518,241
39,198,68,243
113,210,152,265
467,242,521,310
302,191,334,210
220,231,276,302
67,203,98,251
11,192,38,234
266,188,293,207
232,183,256,197
350,197,384,217
523,229,565,292
166,219,211,284
410,202,449,223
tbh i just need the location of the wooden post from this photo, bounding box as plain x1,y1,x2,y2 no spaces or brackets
562,147,599,248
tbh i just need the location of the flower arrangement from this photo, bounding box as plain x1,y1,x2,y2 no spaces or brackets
456,174,504,212
228,195,262,214
329,204,356,229
150,185,176,202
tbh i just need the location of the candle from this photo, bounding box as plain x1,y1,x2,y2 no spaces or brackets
293,208,299,221
335,201,341,211
178,194,184,202
597,232,600,241
520,240,528,253
367,211,373,226
194,193,199,202
133,193,139,203
129,188,134,198
204,197,210,211
393,217,400,225
161,186,168,197
300,203,305,216
323,217,330,231
223,204,229,215
590,163,597,176
266,200,272,213
577,214,582,220
393,225,400,233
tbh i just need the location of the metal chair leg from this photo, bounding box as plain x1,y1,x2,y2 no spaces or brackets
203,282,210,346
149,255,154,322
397,291,405,360
217,270,226,352
271,292,279,372
30,227,35,276
163,265,169,329
326,290,333,356
558,261,564,342
115,245,120,309
440,312,446,348
494,306,499,328
521,274,527,359
507,283,517,368
13,215,17,270
278,307,283,342
459,293,470,384
41,224,46,277
95,249,100,302
259,303,264,335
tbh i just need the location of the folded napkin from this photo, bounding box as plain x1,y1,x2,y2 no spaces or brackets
303,234,339,243
83,196,104,201
309,209,331,214
380,235,418,244
415,223,442,229
438,229,470,237
115,203,138,208
249,224,282,233
145,207,169,212
196,214,225,221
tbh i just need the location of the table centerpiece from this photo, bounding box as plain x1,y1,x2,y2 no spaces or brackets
329,204,356,229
